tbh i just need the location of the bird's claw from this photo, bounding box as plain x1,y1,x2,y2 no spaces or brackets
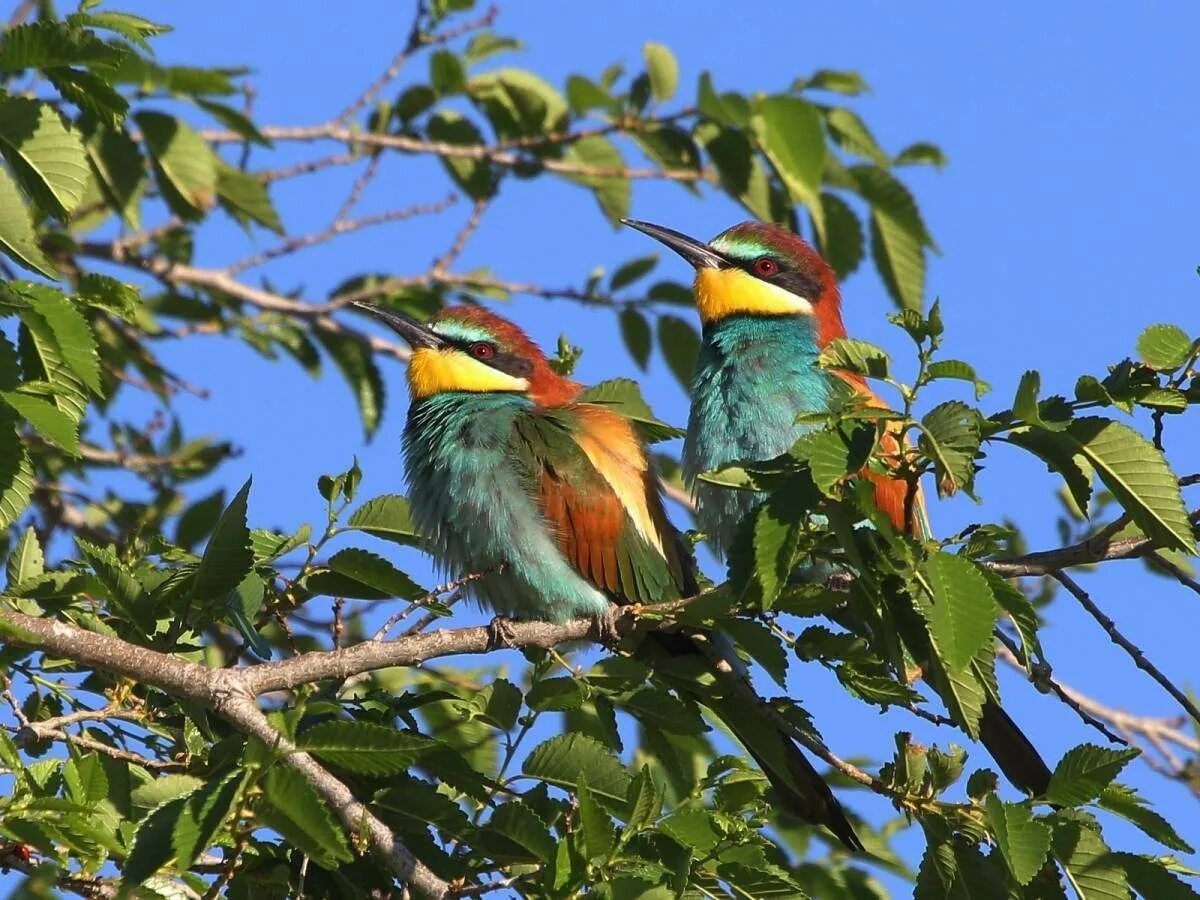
486,615,518,650
590,607,621,647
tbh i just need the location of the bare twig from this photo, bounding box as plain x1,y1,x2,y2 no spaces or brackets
333,152,385,223
1054,571,1200,728
430,196,491,277
227,194,456,275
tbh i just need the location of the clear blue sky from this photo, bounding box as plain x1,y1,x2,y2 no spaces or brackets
18,1,1200,892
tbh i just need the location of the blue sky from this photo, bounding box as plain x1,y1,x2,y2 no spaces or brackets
11,1,1200,892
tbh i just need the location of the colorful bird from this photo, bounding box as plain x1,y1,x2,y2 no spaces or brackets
622,218,1052,796
354,301,863,849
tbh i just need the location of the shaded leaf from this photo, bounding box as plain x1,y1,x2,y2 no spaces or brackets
346,494,422,546
1046,745,1140,807
305,547,424,601
259,766,352,867
0,97,89,217
297,721,437,775
985,795,1051,885
191,477,253,603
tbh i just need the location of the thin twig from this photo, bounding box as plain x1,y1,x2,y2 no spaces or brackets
1054,571,1200,728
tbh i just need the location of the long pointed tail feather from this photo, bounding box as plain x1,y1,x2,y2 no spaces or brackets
979,700,1052,796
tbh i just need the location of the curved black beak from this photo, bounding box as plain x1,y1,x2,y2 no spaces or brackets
350,301,447,349
621,218,729,270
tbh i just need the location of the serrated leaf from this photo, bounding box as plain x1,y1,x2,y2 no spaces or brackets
578,377,683,442
476,677,522,731
0,432,34,530
63,753,108,805
825,106,889,164
920,400,983,498
1098,783,1193,853
135,111,218,219
818,191,865,279
296,720,437,775
527,676,586,712
656,314,699,393
481,801,555,863
723,618,789,687
754,95,825,214
917,553,997,674
577,776,616,863
1065,417,1194,554
6,525,44,587
1,389,79,452
0,98,89,217
926,359,991,399
642,42,678,102
1005,425,1094,516
259,765,352,867
305,547,424,601
1051,814,1129,900
131,775,203,811
123,797,187,883
1136,324,1194,371
191,477,253,603
84,124,143,229
314,329,385,439
851,165,933,310
985,795,1051,885
623,766,662,835
622,687,705,735
171,771,241,871
523,733,631,807
1118,853,1200,900
818,337,890,379
345,494,421,546
0,167,55,276
14,280,102,399
1046,744,1140,806
0,21,129,73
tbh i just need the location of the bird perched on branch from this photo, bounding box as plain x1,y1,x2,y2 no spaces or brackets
354,300,863,850
623,218,1052,797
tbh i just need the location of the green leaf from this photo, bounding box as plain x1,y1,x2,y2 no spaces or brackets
14,281,102,400
193,97,269,145
259,765,352,867
481,801,555,863
6,526,44,587
1046,744,1140,806
475,677,522,731
0,167,55,276
215,162,283,233
426,111,494,199
611,255,658,291
0,430,34,530
124,797,188,883
46,66,128,129
68,10,171,51
1051,813,1129,900
1,389,79,452
824,106,889,164
578,377,683,442
920,401,983,498
851,166,933,310
985,795,1051,885
619,308,652,370
895,142,949,168
623,766,662,836
925,360,991,399
305,547,424,601
917,553,997,674
191,477,253,604
1136,324,1194,371
171,771,242,871
802,68,869,95
818,191,865,279
656,314,700,393
1005,425,1094,516
1065,417,1194,554
818,337,890,379
754,95,825,212
561,135,629,224
464,32,522,66
1118,853,1200,900
527,676,586,712
0,98,89,217
346,494,421,546
84,124,144,229
0,21,129,72
314,329,385,439
566,75,613,114
622,687,705,735
577,778,616,862
134,111,218,219
131,775,204,811
63,753,109,804
723,618,789,687
523,733,631,807
642,42,678,102
1098,783,1193,853
297,721,437,775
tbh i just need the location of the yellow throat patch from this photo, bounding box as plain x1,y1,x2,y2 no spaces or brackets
407,348,529,398
694,267,814,322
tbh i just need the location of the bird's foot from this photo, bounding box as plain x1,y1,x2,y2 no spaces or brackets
486,615,518,651
589,606,622,648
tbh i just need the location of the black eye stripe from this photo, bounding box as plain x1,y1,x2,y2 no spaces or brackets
737,256,822,302
450,339,533,378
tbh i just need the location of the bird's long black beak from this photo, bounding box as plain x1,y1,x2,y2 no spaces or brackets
621,218,729,270
350,301,447,349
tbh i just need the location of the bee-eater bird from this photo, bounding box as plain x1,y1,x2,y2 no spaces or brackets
354,301,863,850
622,218,1052,797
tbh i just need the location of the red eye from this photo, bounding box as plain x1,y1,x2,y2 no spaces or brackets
470,342,495,360
754,257,779,277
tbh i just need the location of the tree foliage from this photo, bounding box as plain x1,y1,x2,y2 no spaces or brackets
0,2,1197,898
